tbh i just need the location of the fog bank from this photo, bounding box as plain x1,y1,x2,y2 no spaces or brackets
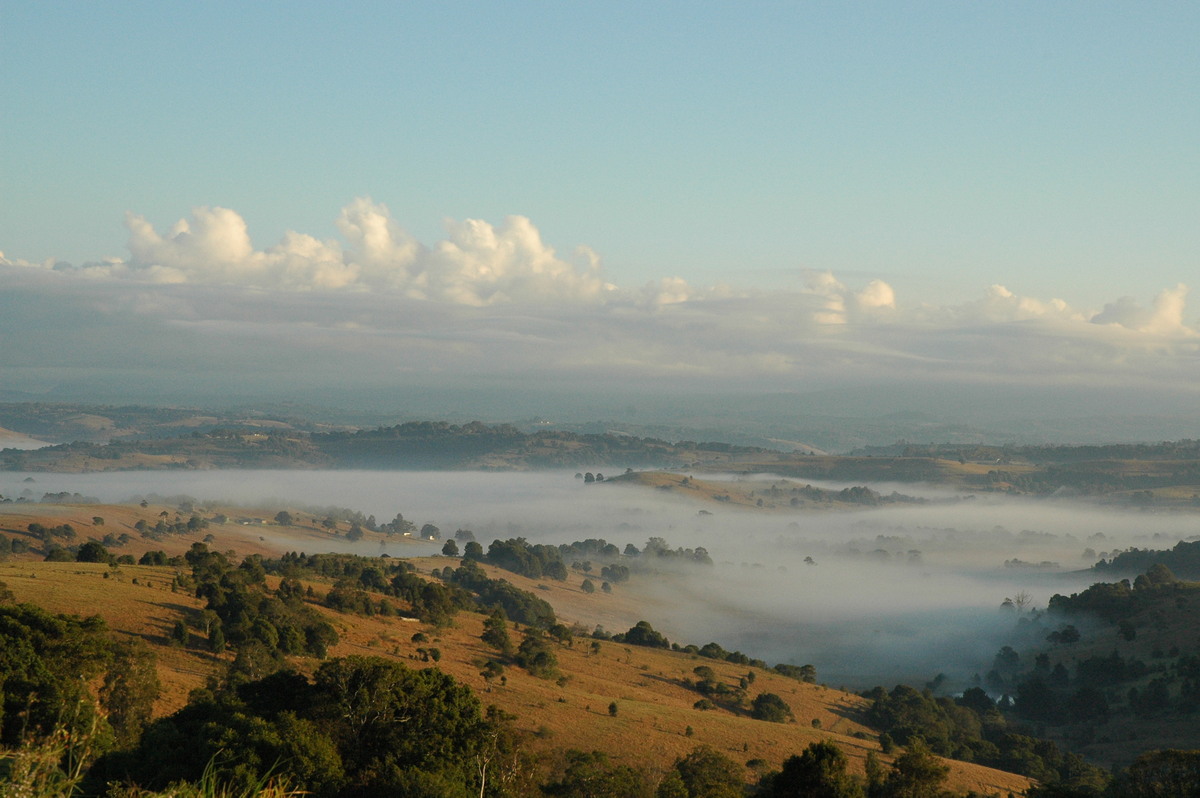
3,469,1193,687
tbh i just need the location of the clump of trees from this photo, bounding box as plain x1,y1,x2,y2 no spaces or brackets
751,692,794,723
86,656,521,796
0,602,161,757
445,559,558,626
186,543,339,661
478,535,714,588
27,521,78,546
515,628,559,679
0,535,31,558
1094,541,1200,580
486,537,568,581
263,551,558,629
864,683,1107,788
773,663,818,683
614,620,670,649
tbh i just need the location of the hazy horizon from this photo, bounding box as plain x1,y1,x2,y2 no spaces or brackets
2,5,1198,443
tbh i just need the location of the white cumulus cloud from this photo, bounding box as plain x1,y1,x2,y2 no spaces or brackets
100,199,614,305
1090,284,1195,337
803,270,897,325
3,202,1197,407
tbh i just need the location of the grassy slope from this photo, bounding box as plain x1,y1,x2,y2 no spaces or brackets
0,504,1030,795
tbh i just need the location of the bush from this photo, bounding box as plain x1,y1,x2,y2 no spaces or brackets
751,692,793,723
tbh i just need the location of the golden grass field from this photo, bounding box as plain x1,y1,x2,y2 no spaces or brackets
0,501,1032,795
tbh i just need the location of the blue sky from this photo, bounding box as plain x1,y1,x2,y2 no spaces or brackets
5,2,1198,305
2,2,1198,428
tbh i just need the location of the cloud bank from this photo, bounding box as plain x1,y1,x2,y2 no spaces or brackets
1,199,1197,415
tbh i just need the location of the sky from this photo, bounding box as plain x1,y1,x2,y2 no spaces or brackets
2,3,1199,432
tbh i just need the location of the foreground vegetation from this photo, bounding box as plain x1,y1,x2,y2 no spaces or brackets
6,486,1200,795
0,567,1008,797
0,499,1036,797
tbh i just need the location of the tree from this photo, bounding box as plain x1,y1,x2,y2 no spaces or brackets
139,550,168,566
312,656,490,792
1015,677,1060,722
621,620,669,648
209,621,226,653
543,750,653,797
0,603,113,747
765,741,864,797
273,511,293,526
657,769,689,798
463,540,485,561
751,692,793,723
76,541,112,563
101,639,162,748
993,646,1020,679
671,745,743,798
515,629,558,678
92,655,505,796
386,513,416,536
549,623,574,647
581,579,595,594
481,609,514,657
481,659,505,688
600,563,630,583
956,686,994,716
1146,563,1177,586
441,539,459,557
1115,749,1200,797
1047,624,1081,644
877,739,949,798
44,544,73,561
171,619,190,647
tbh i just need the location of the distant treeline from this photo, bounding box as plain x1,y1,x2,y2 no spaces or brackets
469,535,713,584
855,439,1200,464
1092,539,1200,580
267,550,557,628
1,419,771,471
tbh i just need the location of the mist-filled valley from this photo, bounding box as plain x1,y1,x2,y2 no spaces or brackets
9,5,1200,793
5,468,1192,689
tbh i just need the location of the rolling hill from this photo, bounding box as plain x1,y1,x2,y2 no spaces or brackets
0,499,1032,796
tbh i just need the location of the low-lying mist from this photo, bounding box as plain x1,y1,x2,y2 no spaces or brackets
4,469,1194,689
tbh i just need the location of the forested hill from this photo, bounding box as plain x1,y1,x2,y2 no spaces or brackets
0,421,773,472
4,407,1200,506
853,440,1200,462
